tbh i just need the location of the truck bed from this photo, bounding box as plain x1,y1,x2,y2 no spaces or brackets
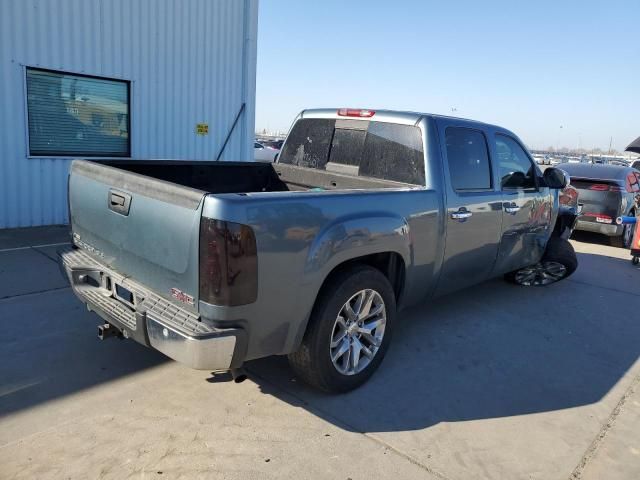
68,159,418,323
95,160,409,194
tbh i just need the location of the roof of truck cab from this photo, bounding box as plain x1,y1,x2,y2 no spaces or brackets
299,108,499,129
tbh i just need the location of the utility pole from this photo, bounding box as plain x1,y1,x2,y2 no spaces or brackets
608,136,613,155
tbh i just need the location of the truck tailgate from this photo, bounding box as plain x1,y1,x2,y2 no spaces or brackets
68,160,206,311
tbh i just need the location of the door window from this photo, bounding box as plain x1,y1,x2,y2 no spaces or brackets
444,127,492,191
495,135,537,190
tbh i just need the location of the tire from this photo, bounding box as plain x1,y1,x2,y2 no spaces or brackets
288,265,396,393
609,218,633,249
505,237,577,286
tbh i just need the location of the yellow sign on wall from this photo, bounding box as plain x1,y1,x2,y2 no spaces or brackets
196,123,209,135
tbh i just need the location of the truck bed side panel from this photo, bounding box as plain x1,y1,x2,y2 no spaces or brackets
199,188,444,360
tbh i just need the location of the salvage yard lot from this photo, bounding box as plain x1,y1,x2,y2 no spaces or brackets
1,227,639,480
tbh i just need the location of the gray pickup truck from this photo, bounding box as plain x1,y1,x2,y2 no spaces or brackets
60,108,578,392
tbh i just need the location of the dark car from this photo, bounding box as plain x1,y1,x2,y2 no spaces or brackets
632,159,640,171
560,163,640,247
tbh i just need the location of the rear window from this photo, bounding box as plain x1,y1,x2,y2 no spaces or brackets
279,118,425,185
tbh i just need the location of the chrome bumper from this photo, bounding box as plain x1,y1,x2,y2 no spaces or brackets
575,219,622,236
58,247,239,371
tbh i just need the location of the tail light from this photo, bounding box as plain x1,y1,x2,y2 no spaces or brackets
560,185,578,206
337,108,375,118
199,218,258,306
588,184,624,192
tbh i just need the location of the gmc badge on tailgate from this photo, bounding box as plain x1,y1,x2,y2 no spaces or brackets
170,288,195,305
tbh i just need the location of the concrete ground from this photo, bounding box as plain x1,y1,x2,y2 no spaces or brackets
0,226,639,479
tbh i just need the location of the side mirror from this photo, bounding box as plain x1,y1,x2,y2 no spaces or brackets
543,167,569,189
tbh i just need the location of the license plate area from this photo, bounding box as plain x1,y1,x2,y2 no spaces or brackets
108,279,137,309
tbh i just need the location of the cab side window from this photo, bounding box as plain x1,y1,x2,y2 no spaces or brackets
495,134,537,190
445,127,492,191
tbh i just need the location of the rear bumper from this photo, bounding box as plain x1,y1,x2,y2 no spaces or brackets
58,247,242,371
575,219,622,236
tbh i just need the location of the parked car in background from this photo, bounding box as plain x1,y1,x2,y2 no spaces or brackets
254,141,279,162
60,108,578,392
533,154,551,165
262,139,284,150
560,163,640,247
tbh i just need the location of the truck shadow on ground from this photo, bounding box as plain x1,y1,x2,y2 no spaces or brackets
1,250,638,434
247,251,640,433
0,291,168,418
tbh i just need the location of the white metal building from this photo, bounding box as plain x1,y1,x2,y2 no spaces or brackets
0,0,259,228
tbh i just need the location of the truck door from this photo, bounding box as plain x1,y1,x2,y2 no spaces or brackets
491,133,551,274
434,122,503,296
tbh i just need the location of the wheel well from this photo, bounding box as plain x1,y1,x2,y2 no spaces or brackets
552,208,578,239
291,252,406,354
319,252,406,304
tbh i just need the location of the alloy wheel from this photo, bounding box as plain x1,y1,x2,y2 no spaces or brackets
329,289,386,376
514,261,568,286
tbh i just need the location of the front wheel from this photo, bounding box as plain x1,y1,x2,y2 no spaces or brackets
288,265,396,393
505,237,578,286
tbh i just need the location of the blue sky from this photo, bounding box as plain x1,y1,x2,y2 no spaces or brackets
256,0,639,151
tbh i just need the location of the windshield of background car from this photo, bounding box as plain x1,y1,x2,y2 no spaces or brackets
278,118,425,185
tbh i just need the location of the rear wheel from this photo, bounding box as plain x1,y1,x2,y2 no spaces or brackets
610,219,633,249
505,237,577,286
288,265,396,393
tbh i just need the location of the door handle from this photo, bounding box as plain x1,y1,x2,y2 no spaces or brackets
504,205,520,215
504,203,520,214
451,209,473,221
110,193,125,206
108,189,132,216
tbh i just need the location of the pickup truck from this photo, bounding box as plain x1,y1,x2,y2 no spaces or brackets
59,108,578,392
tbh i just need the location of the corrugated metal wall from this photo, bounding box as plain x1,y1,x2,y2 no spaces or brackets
0,0,258,228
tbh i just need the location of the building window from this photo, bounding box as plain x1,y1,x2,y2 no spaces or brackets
26,68,130,157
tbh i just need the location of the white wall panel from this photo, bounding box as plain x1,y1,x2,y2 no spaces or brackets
0,0,258,227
